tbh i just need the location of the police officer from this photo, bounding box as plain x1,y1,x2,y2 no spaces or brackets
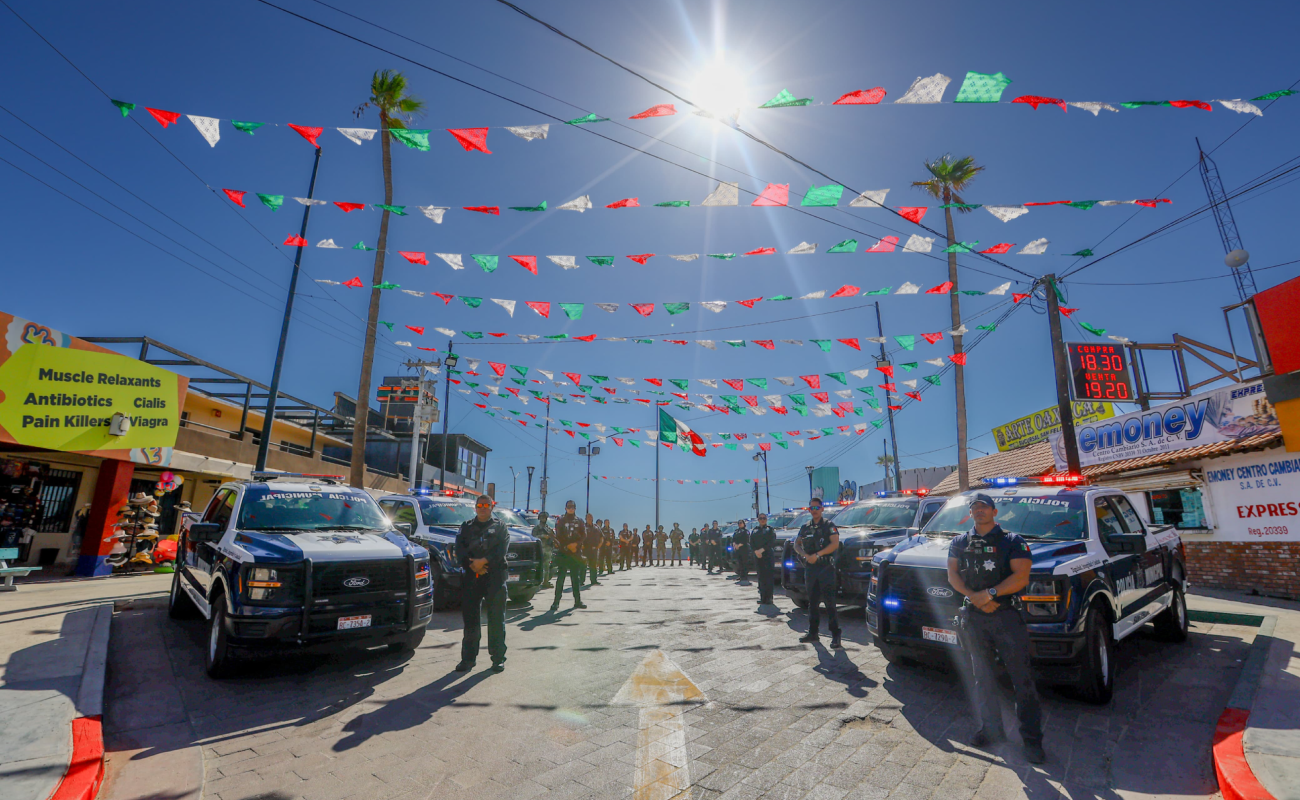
946,493,1045,764
584,513,603,585
618,524,635,570
688,527,701,566
732,519,751,582
532,511,554,589
669,523,684,565
750,512,777,605
549,500,588,611
641,525,654,566
654,525,668,565
629,526,641,568
455,495,510,673
706,521,723,574
794,498,842,648
601,519,616,574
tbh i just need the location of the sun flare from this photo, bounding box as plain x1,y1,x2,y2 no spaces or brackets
690,61,747,119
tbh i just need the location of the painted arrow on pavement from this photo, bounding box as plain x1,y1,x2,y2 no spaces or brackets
612,650,706,800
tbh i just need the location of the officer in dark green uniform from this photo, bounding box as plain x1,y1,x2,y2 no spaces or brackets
946,493,1044,764
750,512,777,605
550,500,588,611
794,498,842,648
532,511,554,589
455,494,511,673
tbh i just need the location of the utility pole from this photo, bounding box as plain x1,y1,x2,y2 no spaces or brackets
1044,275,1082,474
579,445,600,512
509,466,517,509
752,451,771,514
1198,138,1259,302
438,341,459,490
873,302,902,491
257,146,321,473
539,420,550,514
400,359,441,492
526,465,535,511
654,405,660,530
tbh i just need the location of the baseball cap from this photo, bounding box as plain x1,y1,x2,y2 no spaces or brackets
969,493,996,509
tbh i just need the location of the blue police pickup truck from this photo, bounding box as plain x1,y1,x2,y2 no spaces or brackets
867,477,1188,704
782,493,946,609
376,493,543,610
169,473,433,678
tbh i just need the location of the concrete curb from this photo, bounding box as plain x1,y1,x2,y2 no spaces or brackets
1211,613,1278,800
48,604,111,800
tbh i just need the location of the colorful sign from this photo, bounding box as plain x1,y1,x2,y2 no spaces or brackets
1051,380,1279,469
0,312,188,464
993,401,1115,452
1203,449,1300,542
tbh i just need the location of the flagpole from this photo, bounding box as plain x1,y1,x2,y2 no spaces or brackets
874,301,903,491
654,405,660,530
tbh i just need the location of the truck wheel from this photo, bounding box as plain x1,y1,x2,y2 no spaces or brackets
509,588,538,605
431,563,454,611
205,598,237,679
168,569,197,619
389,627,426,653
1077,606,1115,705
1152,585,1189,642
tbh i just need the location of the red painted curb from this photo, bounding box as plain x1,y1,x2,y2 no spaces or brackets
1213,708,1277,800
48,716,105,800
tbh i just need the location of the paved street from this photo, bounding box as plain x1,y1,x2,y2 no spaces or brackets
93,566,1262,800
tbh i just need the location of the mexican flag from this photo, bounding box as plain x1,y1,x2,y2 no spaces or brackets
659,409,707,456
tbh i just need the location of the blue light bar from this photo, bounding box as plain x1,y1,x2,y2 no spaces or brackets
882,597,901,609
990,476,1019,487
784,561,795,568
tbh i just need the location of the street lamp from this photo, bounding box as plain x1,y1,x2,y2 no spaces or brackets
805,465,815,501
526,465,535,510
579,445,601,513
509,465,517,509
752,452,771,515
438,347,459,491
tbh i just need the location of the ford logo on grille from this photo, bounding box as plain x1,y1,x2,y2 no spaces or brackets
927,586,953,598
342,576,371,588
506,552,518,560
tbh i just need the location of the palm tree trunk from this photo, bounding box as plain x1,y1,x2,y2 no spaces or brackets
943,191,970,491
349,116,394,488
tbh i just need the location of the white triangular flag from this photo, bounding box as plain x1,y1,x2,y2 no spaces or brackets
434,327,455,337
616,377,635,385
903,380,918,390
492,299,515,317
742,444,755,451
594,303,619,313
700,394,713,403
1217,99,1263,116
764,395,782,405
537,370,553,380
295,197,327,206
1097,200,1136,206
895,73,951,104
985,205,1029,222
700,301,726,313
850,369,871,379
187,115,220,147
800,290,826,300
517,334,539,341
854,423,867,433
547,255,577,269
775,377,794,386
670,254,700,261
557,195,592,212
700,181,739,206
896,282,920,294
950,324,968,336
848,189,889,208
337,127,377,145
863,337,885,345
607,337,627,342
786,241,817,254
316,239,341,248
394,340,412,347
1067,102,1119,116
781,339,803,346
315,279,341,285
925,358,944,367
794,440,804,447
419,206,450,223
751,408,767,416
1109,336,1132,345
463,358,481,371
697,341,716,350
902,235,935,253
835,390,852,398
647,430,660,440
436,252,464,270
401,290,424,297
505,124,548,141
1017,238,1049,255
987,282,1011,296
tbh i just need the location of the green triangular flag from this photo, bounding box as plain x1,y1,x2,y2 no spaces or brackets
566,113,609,125
1068,249,1094,257
828,239,858,253
587,256,614,267
857,387,875,396
579,432,590,440
810,340,832,352
635,339,652,344
612,426,626,433
865,287,891,296
231,120,264,135
826,372,846,385
821,427,834,436
794,407,808,417
899,362,918,372
668,378,689,390
760,89,813,108
770,431,783,440
953,71,1012,103
664,303,690,315
748,378,767,390
374,282,399,290
725,443,737,451
110,100,135,117
940,203,982,210
1121,101,1171,108
959,290,985,296
871,420,885,430
720,433,732,440
776,441,789,449
977,324,997,332
379,321,394,331
864,399,881,410
388,128,431,151
511,378,525,386
801,184,845,207
560,302,584,320
471,254,498,273
655,200,690,207
790,394,806,405
511,365,528,377
1251,89,1298,101
529,390,544,398
560,420,572,427
590,376,609,384
724,340,746,348
373,204,407,216
768,295,792,302
942,241,979,253
894,335,916,351
720,395,738,406
1080,322,1107,336
707,253,737,260
924,375,943,386
352,241,374,251
1068,201,1099,210
546,334,568,341
509,201,547,212
257,194,284,211
461,296,483,308
629,439,641,448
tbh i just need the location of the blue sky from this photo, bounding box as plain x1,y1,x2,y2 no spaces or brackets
3,0,1298,524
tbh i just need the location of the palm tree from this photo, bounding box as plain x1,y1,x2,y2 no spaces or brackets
875,453,895,485
913,155,984,492
349,70,426,488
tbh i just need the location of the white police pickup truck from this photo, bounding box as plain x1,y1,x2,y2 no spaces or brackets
169,473,433,678
376,492,544,610
867,476,1188,704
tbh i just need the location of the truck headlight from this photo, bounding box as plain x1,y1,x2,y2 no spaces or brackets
242,565,290,602
1022,578,1067,617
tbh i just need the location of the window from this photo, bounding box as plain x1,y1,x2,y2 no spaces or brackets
387,501,418,527
918,501,943,528
1094,497,1127,537
37,468,82,533
1146,487,1207,530
1110,495,1145,534
236,486,390,532
204,489,236,529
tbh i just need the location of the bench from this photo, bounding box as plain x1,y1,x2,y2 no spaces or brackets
0,547,39,591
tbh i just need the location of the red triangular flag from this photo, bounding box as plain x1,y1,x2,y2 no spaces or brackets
744,247,776,256
949,353,968,365
335,202,366,212
433,293,454,304
645,378,663,387
1012,292,1031,304
887,405,902,411
626,253,654,265
865,236,900,253
837,338,861,351
399,251,428,265
222,189,246,207
489,362,507,376
525,301,550,318
1170,100,1212,111
772,406,788,415
463,206,500,215
1135,198,1173,207
898,207,928,224
1059,307,1078,317
563,372,582,384
753,340,775,350
145,108,181,128
879,383,897,392
906,391,923,401
606,198,640,209
447,128,491,153
629,104,676,119
343,277,364,288
672,393,687,400
630,303,655,316
926,282,954,294
751,183,789,207
722,379,744,390
1012,95,1067,112
417,347,439,352
736,298,762,308
283,235,308,247
510,255,538,274
573,334,597,342
812,392,829,403
979,243,1015,254
878,365,894,377
604,387,616,394
665,340,687,345
406,326,425,335
830,285,860,298
759,443,772,452
800,375,821,389
920,332,944,344
564,430,575,438
473,403,486,409
288,124,323,147
488,333,507,338
1024,201,1070,207
741,396,758,407
833,88,887,105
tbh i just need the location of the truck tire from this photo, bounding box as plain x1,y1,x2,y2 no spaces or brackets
1152,584,1189,642
168,568,198,619
1077,606,1115,705
205,598,237,679
431,562,455,611
509,587,538,605
389,627,426,653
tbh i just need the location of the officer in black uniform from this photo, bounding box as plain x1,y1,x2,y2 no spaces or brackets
732,520,752,582
550,500,588,611
455,495,511,673
750,512,777,605
706,521,723,574
946,493,1044,764
794,498,842,648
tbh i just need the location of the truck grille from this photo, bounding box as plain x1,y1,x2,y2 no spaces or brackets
507,542,539,564
878,564,963,642
313,559,409,597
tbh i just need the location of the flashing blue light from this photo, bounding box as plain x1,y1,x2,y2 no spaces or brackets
410,487,432,495
882,597,901,609
784,561,795,568
876,491,888,498
992,476,1019,487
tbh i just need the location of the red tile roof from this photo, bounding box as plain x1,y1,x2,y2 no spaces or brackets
1052,432,1283,478
932,441,1055,495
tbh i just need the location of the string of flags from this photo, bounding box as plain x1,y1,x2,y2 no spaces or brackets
595,476,762,484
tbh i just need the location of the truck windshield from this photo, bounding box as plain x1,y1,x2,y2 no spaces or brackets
494,509,528,527
834,502,918,529
237,487,391,532
783,507,843,530
923,494,1089,540
415,501,476,527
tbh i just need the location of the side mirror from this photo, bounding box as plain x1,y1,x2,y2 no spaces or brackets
188,522,223,543
1103,532,1146,554
394,522,414,536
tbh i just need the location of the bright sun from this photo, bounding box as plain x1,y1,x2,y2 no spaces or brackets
690,61,746,119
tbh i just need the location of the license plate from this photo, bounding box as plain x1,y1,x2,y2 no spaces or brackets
922,626,958,645
337,615,371,630
507,574,520,583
